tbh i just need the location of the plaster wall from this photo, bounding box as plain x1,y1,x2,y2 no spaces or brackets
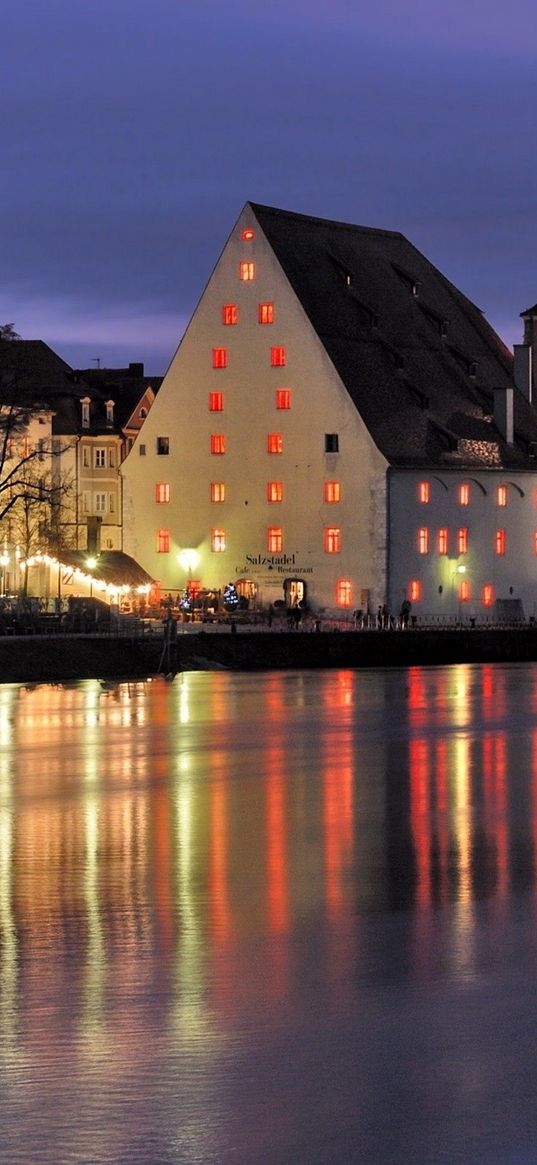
122,205,388,611
389,468,537,620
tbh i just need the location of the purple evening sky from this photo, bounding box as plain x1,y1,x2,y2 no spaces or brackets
1,0,537,374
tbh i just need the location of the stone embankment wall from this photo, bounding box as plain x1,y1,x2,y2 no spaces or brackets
0,628,537,684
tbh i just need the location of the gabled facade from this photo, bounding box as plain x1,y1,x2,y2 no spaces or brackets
120,202,537,618
0,343,160,557
121,205,388,611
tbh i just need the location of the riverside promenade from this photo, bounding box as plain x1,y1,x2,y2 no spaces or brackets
1,622,537,683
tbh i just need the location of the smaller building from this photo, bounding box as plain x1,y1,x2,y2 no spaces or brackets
0,340,159,602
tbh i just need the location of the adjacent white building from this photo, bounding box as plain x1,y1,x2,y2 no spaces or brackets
120,203,537,619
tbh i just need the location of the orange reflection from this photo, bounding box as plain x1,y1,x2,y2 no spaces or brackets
209,779,232,943
434,738,450,906
482,731,508,903
409,738,431,909
323,764,353,919
266,750,289,935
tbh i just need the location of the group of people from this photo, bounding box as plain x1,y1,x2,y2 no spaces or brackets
352,599,412,630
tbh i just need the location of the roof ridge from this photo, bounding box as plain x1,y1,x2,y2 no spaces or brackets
249,201,404,241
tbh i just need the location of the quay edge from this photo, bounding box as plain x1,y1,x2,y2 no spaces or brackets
1,628,537,684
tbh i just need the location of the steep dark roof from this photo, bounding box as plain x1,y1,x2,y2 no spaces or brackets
0,339,80,409
250,203,536,468
76,364,162,428
0,342,159,436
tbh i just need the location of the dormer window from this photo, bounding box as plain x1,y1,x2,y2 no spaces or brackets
106,400,114,427
81,397,90,429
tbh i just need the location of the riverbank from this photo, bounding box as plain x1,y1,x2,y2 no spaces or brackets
1,625,537,683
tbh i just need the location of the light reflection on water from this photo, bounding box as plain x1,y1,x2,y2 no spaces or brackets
1,665,537,1162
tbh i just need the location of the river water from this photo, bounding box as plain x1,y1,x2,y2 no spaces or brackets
1,663,537,1164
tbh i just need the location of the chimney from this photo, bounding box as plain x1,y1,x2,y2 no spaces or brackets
493,387,514,444
514,304,537,404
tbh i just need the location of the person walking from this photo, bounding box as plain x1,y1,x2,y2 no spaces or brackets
400,598,411,629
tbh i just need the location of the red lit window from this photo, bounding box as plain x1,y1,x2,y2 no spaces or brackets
211,528,226,553
267,481,283,502
437,527,448,554
210,482,225,502
324,481,341,503
239,261,255,281
268,527,283,553
458,483,470,506
418,527,429,554
210,434,226,455
418,480,430,504
324,526,341,553
268,433,283,454
270,346,286,367
495,529,506,555
258,303,274,324
482,584,494,607
460,579,471,602
534,531,537,555
409,579,421,602
212,347,227,369
241,228,255,241
155,482,170,504
156,529,170,553
276,389,291,409
458,527,468,554
497,484,508,507
336,579,352,607
209,391,224,411
222,304,238,325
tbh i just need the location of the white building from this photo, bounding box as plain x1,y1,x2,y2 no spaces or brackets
121,203,537,620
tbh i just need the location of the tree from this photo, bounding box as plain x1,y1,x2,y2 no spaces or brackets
0,324,21,342
4,462,73,595
0,363,76,593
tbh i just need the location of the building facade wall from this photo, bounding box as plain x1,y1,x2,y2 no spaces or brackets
56,436,123,551
388,468,537,620
121,206,389,613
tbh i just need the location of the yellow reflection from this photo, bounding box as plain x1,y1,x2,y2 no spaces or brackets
450,735,476,976
0,808,18,1050
173,778,208,1039
0,688,14,750
450,665,472,728
178,677,190,725
81,794,105,1042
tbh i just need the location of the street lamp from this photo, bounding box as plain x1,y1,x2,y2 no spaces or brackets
178,548,199,581
454,563,466,624
86,556,97,600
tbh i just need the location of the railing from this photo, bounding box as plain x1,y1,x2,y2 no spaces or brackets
1,610,535,639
